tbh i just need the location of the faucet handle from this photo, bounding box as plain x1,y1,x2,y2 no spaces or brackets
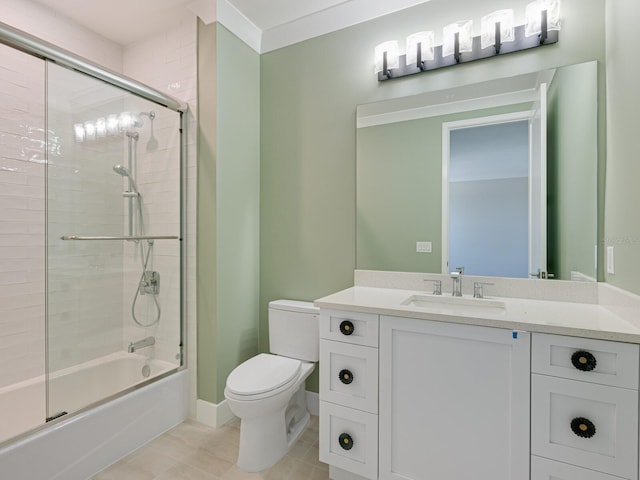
455,266,465,275
424,279,442,295
473,282,494,299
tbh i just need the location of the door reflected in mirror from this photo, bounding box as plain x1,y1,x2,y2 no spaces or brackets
356,61,598,281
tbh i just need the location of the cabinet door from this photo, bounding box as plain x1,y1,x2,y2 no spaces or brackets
379,316,530,480
531,374,638,479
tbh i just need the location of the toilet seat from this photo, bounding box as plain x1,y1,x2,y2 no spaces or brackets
226,353,301,399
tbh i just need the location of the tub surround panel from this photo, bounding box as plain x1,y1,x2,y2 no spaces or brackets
354,270,599,304
0,370,188,480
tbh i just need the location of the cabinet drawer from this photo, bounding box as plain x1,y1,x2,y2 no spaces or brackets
532,333,639,389
319,401,378,480
320,310,379,347
320,340,378,413
531,456,626,480
531,374,638,480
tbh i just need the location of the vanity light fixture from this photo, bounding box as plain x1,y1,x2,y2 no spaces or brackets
443,20,473,63
406,31,435,71
481,9,515,53
375,1,560,81
525,0,561,43
374,40,400,79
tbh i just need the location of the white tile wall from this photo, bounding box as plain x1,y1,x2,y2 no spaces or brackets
122,18,198,416
0,43,46,389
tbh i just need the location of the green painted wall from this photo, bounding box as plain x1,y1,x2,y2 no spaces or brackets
357,104,531,274
197,21,260,404
547,61,598,281
260,0,606,393
604,0,640,295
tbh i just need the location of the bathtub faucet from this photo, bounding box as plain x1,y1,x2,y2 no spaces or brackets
128,336,155,353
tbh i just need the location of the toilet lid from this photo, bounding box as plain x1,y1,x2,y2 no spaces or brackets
226,353,301,396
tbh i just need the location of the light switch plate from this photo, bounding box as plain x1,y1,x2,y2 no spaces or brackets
607,246,615,274
416,241,432,253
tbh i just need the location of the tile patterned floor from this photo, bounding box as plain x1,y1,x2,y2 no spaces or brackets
91,416,329,480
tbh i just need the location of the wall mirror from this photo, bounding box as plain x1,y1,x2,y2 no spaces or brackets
356,60,598,281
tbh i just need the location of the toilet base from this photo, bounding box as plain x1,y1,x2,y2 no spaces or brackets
236,384,311,472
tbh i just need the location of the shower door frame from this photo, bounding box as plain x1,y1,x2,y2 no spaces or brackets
0,19,189,440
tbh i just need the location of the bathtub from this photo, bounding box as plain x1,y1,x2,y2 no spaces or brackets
0,353,188,479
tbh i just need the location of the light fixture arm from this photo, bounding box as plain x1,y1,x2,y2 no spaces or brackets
382,51,391,78
540,9,548,44
416,41,425,70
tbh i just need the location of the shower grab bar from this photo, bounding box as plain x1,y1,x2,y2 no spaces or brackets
61,235,179,241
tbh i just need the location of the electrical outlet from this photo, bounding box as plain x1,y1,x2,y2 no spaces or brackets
416,241,432,253
607,246,615,274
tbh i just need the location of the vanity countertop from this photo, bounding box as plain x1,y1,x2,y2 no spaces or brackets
315,286,640,343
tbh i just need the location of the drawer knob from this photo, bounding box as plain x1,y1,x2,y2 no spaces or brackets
339,369,354,385
571,417,596,439
339,320,355,336
338,433,354,450
571,350,597,372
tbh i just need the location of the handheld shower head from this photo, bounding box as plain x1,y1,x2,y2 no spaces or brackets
112,164,140,194
113,164,129,177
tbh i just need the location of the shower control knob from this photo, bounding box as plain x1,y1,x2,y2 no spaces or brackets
338,433,354,450
571,350,597,372
339,320,355,336
339,369,354,385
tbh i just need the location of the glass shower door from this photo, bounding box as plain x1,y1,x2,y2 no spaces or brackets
45,61,183,420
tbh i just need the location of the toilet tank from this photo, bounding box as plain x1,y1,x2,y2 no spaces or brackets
269,300,319,362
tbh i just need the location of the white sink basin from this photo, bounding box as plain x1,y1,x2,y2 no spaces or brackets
401,294,506,316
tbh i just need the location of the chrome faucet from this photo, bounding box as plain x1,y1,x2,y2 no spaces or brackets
424,279,442,295
473,282,494,299
128,336,155,353
450,267,464,297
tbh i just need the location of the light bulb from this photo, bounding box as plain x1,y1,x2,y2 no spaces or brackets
442,21,474,58
406,31,435,66
374,41,400,74
481,10,515,50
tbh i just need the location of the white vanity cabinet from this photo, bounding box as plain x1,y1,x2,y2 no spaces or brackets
319,310,380,480
531,333,640,480
317,305,640,480
378,315,531,480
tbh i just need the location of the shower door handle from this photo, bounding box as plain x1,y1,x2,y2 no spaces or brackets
61,235,179,241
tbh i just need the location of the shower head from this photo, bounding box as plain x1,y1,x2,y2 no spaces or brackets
113,164,140,194
113,164,130,177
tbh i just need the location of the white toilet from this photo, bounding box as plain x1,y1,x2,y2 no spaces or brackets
224,299,319,472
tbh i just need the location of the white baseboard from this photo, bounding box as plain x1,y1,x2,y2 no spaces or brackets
306,391,319,416
196,391,319,429
196,398,235,428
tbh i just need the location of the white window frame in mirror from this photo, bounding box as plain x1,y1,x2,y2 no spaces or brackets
442,109,544,278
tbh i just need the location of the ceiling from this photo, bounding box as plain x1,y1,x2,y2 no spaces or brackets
32,0,432,48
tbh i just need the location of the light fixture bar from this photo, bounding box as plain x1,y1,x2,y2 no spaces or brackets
378,24,558,81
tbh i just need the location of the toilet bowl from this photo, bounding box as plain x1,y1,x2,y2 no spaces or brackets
224,300,319,472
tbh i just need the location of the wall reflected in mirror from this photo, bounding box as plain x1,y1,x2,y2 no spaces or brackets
356,61,598,281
